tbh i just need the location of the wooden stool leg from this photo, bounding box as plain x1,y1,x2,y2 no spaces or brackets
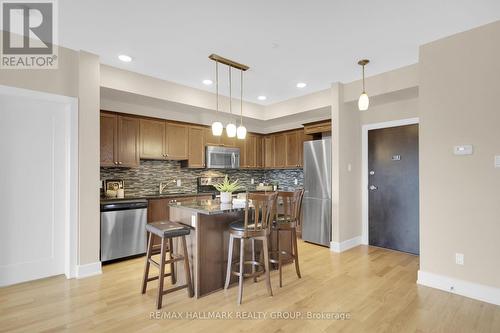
277,229,283,288
237,238,245,305
224,234,234,290
292,227,301,278
181,236,194,298
262,236,273,297
252,238,257,283
168,238,176,284
156,237,167,310
141,232,153,294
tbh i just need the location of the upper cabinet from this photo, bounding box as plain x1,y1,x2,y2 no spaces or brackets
285,131,300,167
273,133,287,168
188,126,205,168
137,119,188,161
244,134,257,168
165,122,188,160
100,112,117,167
100,112,139,167
101,110,315,170
139,118,166,159
263,136,274,168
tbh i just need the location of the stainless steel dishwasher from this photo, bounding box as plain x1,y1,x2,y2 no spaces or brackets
100,199,148,263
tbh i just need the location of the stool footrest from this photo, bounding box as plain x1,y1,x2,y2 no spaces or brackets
231,260,265,278
148,256,184,268
162,284,190,296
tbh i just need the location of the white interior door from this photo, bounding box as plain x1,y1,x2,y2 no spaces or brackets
0,92,69,286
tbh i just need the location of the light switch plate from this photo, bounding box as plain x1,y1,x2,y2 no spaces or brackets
495,156,500,168
454,145,473,155
455,253,464,265
176,179,182,187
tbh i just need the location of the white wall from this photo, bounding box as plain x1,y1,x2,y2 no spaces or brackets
419,21,500,292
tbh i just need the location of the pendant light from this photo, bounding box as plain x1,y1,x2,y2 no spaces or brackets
211,60,223,136
226,66,237,138
358,59,370,111
237,68,247,139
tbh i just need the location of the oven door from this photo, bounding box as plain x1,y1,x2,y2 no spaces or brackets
206,146,240,169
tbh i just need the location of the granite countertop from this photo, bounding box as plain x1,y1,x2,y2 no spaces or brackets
100,192,210,203
169,199,247,215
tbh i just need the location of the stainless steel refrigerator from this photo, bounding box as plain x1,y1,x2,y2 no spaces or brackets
302,139,332,246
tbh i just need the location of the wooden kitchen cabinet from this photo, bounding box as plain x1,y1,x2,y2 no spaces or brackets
273,133,286,168
117,116,140,167
220,133,236,147
285,131,300,167
298,130,313,167
139,118,166,159
188,126,205,168
165,122,189,160
100,112,117,167
235,137,246,167
263,136,274,168
245,134,257,168
100,112,139,167
255,136,263,168
204,128,221,146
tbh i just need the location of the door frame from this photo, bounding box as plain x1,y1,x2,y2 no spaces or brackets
361,117,419,245
0,85,79,280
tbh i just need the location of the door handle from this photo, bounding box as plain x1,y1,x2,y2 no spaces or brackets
369,185,378,191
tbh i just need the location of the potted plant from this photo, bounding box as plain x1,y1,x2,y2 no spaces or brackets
214,176,242,204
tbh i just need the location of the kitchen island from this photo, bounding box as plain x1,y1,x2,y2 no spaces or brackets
169,199,292,298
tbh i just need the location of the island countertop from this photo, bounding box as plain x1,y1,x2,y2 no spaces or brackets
169,199,246,215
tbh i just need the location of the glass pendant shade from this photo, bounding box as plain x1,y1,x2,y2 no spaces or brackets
358,92,369,111
226,123,237,137
237,125,247,139
211,121,223,136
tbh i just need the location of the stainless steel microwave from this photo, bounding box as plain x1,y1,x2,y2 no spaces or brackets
206,146,240,169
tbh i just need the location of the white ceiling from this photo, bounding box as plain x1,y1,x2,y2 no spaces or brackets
60,0,500,105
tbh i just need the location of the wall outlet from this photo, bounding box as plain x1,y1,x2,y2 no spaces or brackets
294,178,298,185
455,253,464,265
251,178,255,185
176,179,182,187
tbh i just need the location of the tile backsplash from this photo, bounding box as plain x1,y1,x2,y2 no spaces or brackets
100,160,303,197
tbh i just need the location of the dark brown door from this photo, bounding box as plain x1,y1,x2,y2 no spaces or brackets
368,124,419,255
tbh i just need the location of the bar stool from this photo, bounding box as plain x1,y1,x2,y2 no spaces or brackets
141,220,194,309
270,189,304,287
224,192,278,304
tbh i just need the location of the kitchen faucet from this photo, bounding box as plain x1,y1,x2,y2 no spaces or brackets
159,182,168,194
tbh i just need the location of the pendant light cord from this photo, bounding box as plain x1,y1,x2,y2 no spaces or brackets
216,60,219,112
362,64,365,93
229,67,232,115
240,69,243,125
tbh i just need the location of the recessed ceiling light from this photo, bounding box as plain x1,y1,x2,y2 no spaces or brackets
118,54,132,62
202,79,213,85
296,82,307,88
257,95,267,101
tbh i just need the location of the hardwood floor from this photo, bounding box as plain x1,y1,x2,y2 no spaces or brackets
1,242,499,333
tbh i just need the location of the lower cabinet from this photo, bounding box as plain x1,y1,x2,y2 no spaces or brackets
147,195,212,248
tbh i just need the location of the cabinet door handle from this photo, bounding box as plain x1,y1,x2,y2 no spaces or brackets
114,161,118,165
118,161,122,165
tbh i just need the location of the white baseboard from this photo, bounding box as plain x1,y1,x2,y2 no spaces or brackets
417,270,500,306
330,236,362,253
76,261,102,279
